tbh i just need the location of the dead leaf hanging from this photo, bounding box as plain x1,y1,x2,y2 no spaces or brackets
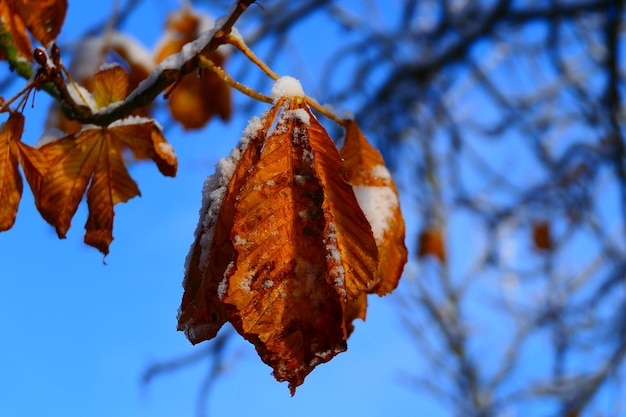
532,220,552,251
179,79,380,394
178,105,281,344
340,119,407,295
417,227,446,263
0,112,47,232
0,112,26,231
154,7,231,130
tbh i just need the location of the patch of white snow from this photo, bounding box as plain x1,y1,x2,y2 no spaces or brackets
270,76,305,101
353,185,399,243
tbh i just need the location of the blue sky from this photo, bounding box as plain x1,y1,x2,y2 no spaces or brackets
0,1,435,416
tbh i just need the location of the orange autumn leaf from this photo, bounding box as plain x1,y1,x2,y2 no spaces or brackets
340,119,407,296
0,112,48,231
34,65,177,254
154,7,231,130
93,65,129,108
178,104,281,344
0,0,32,61
14,0,67,47
0,0,66,62
180,82,379,394
0,112,25,231
417,227,446,263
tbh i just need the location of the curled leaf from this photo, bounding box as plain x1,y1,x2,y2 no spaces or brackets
178,107,278,343
0,112,48,231
341,119,407,295
15,0,67,46
0,0,32,61
0,112,25,231
155,7,231,129
179,87,381,394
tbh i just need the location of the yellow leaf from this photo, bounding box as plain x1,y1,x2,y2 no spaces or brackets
109,120,178,178
93,65,129,109
215,98,377,393
179,91,388,394
1,112,50,232
36,65,177,254
310,115,379,301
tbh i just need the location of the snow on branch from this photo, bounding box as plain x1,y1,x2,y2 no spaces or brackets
39,0,256,127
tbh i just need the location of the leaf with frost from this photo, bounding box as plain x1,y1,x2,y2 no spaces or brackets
180,87,379,394
340,119,407,295
178,106,280,344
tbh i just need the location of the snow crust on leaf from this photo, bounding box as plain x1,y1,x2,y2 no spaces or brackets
98,62,122,72
184,116,265,277
339,119,407,296
352,185,399,242
370,164,392,181
179,107,276,344
109,115,162,130
270,76,305,101
66,82,97,112
157,141,176,160
284,108,310,126
325,221,346,298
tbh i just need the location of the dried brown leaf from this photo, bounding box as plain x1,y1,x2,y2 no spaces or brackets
0,0,32,61
35,67,177,254
0,112,25,231
341,119,407,295
178,105,280,343
417,227,446,263
15,0,67,46
155,8,231,129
